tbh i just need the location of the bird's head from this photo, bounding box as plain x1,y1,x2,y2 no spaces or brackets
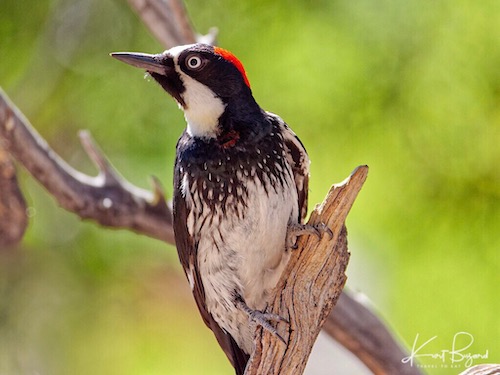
112,43,260,139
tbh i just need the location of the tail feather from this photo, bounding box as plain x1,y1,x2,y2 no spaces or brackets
229,334,250,375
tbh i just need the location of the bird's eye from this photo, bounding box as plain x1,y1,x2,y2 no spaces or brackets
186,55,203,70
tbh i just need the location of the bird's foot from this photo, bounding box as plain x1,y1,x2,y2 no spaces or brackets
286,223,334,250
237,299,288,344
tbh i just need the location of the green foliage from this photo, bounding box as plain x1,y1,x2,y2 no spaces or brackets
1,0,498,373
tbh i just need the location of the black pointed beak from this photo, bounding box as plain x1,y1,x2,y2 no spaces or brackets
111,50,186,107
110,52,168,75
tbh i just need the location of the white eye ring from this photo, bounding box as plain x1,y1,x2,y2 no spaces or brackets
186,55,203,70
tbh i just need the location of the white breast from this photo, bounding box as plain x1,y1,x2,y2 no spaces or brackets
182,163,298,353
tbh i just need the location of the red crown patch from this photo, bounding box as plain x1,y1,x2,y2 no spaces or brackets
214,46,251,88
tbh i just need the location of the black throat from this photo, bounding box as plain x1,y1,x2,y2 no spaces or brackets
217,88,268,142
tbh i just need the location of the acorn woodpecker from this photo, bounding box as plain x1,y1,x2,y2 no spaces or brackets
112,44,327,374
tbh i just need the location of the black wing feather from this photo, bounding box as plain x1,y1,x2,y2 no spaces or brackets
280,122,310,222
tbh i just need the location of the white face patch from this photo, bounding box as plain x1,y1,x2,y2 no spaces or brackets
181,76,226,138
165,44,197,58
165,44,226,139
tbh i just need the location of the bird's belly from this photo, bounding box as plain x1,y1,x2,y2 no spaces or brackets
191,172,298,352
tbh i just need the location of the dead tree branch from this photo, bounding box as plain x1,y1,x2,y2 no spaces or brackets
459,364,500,375
127,0,218,47
0,143,27,247
325,291,420,375
0,89,174,244
246,167,366,374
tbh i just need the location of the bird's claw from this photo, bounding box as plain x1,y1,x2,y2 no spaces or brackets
238,300,288,344
248,310,288,344
286,223,333,250
315,223,334,240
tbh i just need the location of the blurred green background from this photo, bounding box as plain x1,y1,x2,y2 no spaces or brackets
1,0,498,374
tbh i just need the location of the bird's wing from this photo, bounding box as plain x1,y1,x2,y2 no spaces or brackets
279,121,310,222
173,136,249,374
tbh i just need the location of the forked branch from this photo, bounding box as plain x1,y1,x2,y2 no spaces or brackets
0,89,174,244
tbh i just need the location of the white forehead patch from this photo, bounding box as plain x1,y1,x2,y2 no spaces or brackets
165,44,197,61
165,44,226,139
